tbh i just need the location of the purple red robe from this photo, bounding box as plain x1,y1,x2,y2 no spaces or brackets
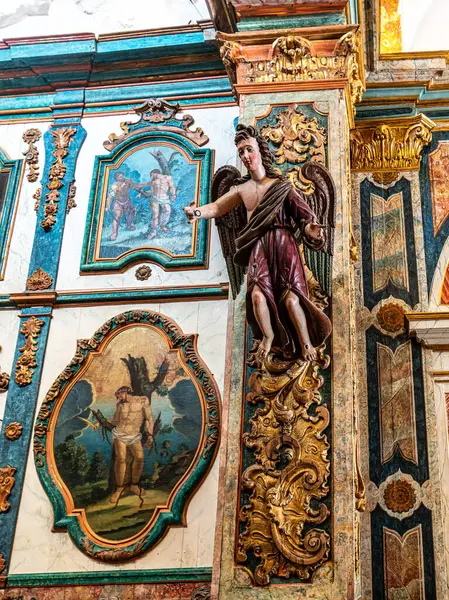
234,179,332,355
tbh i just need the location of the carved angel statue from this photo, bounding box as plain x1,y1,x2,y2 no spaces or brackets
184,124,335,364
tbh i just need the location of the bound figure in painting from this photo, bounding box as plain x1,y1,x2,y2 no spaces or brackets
184,124,334,364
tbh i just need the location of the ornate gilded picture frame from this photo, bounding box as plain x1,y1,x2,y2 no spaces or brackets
0,147,24,280
34,309,221,561
80,99,213,274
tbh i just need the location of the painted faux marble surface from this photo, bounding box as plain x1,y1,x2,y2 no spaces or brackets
351,169,447,599
215,89,357,599
0,582,210,599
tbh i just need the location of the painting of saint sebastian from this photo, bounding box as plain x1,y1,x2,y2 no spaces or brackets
184,124,334,364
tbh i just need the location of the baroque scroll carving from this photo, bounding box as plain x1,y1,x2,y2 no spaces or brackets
351,115,434,171
0,466,16,512
104,98,209,151
22,128,41,183
237,349,330,584
15,316,44,387
41,127,76,231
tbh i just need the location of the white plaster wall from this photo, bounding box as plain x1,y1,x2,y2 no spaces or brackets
10,299,227,573
0,121,45,294
0,0,210,38
57,105,238,291
0,309,20,423
400,0,449,52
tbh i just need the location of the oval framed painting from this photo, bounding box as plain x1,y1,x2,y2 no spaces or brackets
34,310,220,561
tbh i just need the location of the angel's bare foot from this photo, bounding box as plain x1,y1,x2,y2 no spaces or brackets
301,343,317,362
256,336,273,365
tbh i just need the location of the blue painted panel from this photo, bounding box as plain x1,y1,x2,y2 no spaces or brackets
0,147,24,278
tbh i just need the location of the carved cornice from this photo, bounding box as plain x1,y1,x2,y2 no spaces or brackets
26,267,53,291
350,114,435,172
218,25,365,126
41,127,76,232
0,466,16,513
14,316,45,387
22,128,41,182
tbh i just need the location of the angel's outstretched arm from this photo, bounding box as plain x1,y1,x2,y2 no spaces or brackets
184,186,242,222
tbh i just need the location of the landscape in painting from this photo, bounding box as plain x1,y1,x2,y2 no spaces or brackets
99,143,198,260
53,326,203,541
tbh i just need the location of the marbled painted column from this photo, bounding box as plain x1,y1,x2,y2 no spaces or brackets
214,15,363,595
0,102,86,584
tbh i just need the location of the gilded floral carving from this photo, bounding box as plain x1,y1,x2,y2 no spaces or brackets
237,348,331,584
377,302,406,333
0,372,9,392
66,182,77,214
4,422,23,441
0,553,5,572
22,128,41,183
40,127,76,231
15,316,45,387
135,265,152,280
351,115,434,171
33,186,42,213
384,479,416,514
26,267,53,291
0,465,16,512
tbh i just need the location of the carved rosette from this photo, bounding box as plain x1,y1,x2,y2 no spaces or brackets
22,128,42,182
15,316,45,386
0,465,16,512
237,348,331,584
4,422,23,441
41,127,76,231
350,115,435,171
26,267,53,291
104,98,209,151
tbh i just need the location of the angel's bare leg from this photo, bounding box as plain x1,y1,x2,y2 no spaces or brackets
284,291,317,362
252,285,274,362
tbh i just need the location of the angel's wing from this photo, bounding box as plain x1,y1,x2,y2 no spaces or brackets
211,165,247,299
297,161,336,297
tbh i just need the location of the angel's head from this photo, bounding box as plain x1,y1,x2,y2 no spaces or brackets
234,124,280,179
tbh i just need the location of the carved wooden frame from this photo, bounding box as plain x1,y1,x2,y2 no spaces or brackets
34,309,221,562
80,100,213,274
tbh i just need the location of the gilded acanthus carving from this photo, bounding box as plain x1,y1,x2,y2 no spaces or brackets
350,115,435,171
22,128,41,183
104,98,209,151
0,466,16,512
237,349,331,584
260,104,327,192
15,316,45,387
26,267,53,291
218,28,365,122
40,127,76,231
0,553,5,573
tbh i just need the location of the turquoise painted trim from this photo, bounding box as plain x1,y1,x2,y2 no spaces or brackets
0,147,23,278
7,567,212,587
27,124,86,287
237,12,346,31
10,39,96,61
56,285,228,305
34,309,221,562
80,129,213,273
0,307,52,576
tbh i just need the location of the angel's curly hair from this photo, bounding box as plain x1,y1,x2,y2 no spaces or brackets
234,124,281,180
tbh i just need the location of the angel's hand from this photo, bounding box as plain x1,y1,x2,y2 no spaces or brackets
304,222,325,241
183,202,202,223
